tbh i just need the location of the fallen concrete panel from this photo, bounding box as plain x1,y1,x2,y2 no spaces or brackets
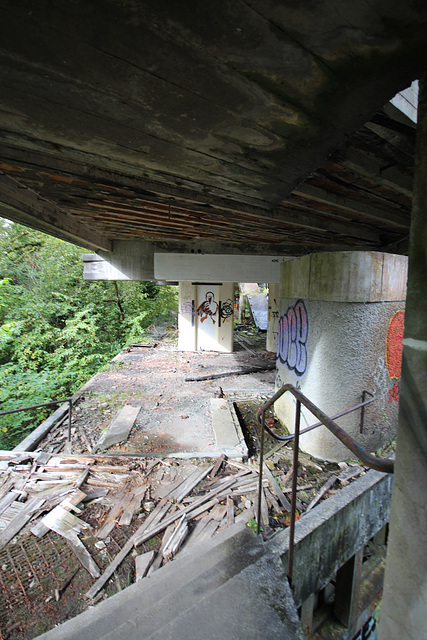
95,405,140,451
210,398,248,459
247,294,268,330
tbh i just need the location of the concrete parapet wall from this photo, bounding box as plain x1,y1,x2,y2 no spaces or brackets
275,252,407,461
268,469,393,608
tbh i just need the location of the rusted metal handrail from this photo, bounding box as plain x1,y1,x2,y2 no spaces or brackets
0,398,73,442
255,384,394,585
261,391,376,442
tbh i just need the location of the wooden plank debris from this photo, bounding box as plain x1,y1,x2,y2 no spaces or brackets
262,463,291,511
0,449,366,608
185,363,276,382
135,551,155,581
304,475,339,513
0,497,45,546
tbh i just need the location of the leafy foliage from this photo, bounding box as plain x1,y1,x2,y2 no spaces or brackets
0,219,178,447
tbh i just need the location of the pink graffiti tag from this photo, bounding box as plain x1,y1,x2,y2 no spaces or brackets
277,299,309,377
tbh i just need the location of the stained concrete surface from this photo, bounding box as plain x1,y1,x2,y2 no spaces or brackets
37,333,277,458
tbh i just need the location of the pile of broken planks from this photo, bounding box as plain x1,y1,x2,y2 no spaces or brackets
0,449,365,606
0,451,291,601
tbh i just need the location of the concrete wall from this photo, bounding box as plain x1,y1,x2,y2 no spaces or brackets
178,282,234,352
275,251,408,462
267,283,279,352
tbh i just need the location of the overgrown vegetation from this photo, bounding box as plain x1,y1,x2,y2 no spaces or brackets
0,220,178,448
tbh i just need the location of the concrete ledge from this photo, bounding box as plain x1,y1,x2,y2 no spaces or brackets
210,399,248,459
267,469,393,607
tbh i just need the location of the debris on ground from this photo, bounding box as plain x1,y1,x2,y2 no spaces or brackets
0,447,366,639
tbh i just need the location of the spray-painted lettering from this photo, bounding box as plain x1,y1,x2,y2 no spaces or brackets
277,299,309,376
388,381,400,403
180,301,193,315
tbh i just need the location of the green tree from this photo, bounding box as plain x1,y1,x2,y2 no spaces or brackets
0,219,178,448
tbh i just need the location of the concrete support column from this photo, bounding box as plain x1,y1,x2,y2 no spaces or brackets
177,282,234,352
275,251,407,461
379,76,427,639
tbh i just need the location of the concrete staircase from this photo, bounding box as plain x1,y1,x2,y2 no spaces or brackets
35,522,305,640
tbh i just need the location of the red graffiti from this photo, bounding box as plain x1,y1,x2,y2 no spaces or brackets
386,310,405,379
388,381,400,403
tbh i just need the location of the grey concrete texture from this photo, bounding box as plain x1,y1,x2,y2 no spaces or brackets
275,297,404,461
141,553,306,640
34,518,305,640
379,74,427,640
210,398,248,458
268,469,393,607
95,405,140,451
280,252,408,303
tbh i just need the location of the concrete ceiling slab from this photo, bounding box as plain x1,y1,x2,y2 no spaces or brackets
0,0,425,254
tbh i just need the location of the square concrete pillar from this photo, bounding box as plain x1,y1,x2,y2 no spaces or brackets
178,282,234,352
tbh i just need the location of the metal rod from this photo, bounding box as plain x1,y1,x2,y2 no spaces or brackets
67,399,72,442
256,384,393,473
0,398,73,416
256,410,266,536
260,396,375,442
360,390,374,434
288,399,301,585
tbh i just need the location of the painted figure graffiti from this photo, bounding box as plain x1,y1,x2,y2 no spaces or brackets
197,291,218,324
220,298,234,322
277,299,309,377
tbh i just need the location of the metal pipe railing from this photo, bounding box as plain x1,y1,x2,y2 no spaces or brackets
261,391,375,442
255,384,394,585
0,398,73,442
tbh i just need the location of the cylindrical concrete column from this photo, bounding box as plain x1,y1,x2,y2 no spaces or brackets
275,251,407,461
379,76,427,640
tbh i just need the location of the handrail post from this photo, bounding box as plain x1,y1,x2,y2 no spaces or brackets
67,399,72,442
288,398,301,585
256,408,266,535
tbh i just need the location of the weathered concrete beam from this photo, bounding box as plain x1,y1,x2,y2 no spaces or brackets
83,242,294,282
155,253,290,283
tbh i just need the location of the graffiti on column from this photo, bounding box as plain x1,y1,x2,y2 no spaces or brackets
197,291,218,324
180,301,193,315
277,299,309,377
385,309,405,403
386,309,405,379
220,298,234,322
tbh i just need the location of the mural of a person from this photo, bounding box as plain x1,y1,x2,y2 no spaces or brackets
197,291,218,323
